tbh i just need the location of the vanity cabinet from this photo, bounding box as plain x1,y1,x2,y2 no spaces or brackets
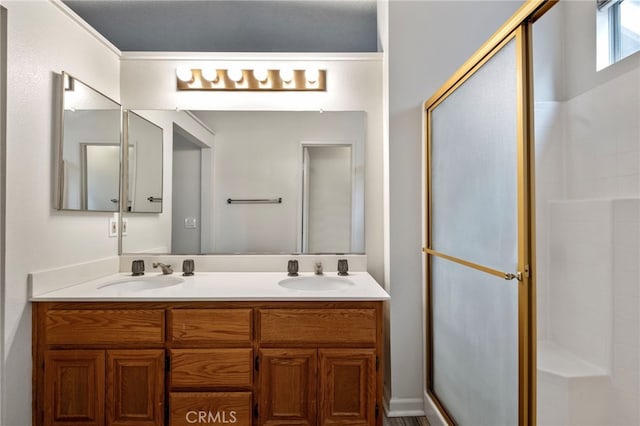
257,308,379,426
33,301,383,426
35,308,165,426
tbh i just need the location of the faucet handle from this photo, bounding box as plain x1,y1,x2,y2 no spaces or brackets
131,260,145,276
182,259,195,276
337,259,349,276
287,260,299,277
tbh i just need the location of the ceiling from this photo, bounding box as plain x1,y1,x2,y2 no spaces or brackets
62,0,379,53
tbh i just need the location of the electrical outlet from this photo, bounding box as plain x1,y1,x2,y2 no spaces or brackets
122,218,128,236
108,217,118,237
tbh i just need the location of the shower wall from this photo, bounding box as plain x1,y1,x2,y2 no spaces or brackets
535,70,640,424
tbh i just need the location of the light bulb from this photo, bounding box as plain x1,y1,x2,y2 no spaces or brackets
201,67,218,82
253,67,268,82
279,68,294,83
228,68,243,82
176,66,193,82
305,67,320,83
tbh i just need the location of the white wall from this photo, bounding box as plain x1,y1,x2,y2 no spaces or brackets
386,0,524,416
0,1,120,424
119,53,385,283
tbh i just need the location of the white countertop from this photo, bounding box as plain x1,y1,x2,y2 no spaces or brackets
30,271,390,302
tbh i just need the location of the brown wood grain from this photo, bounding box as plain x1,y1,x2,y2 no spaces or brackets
45,310,164,345
169,309,252,345
319,348,376,426
106,349,164,426
169,392,252,426
170,348,253,388
259,309,377,345
259,348,317,426
34,301,384,426
44,350,105,426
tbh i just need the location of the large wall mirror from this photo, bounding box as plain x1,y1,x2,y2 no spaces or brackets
121,110,365,255
56,71,122,211
124,111,163,213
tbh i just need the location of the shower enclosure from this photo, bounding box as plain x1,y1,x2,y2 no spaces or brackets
534,2,640,424
424,1,640,424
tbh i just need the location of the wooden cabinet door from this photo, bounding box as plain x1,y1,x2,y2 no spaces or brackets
259,349,317,426
44,350,105,426
318,349,376,426
106,349,164,426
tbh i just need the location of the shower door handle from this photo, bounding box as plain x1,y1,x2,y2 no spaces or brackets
504,272,522,281
423,247,526,282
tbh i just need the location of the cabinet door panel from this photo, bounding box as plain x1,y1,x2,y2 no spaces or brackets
319,349,376,426
44,350,105,426
106,349,164,426
259,349,317,426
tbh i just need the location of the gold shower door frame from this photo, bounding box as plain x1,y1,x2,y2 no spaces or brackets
422,1,557,425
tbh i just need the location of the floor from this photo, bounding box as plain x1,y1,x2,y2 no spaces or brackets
383,415,430,426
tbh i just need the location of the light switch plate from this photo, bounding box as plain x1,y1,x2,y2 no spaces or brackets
108,217,117,237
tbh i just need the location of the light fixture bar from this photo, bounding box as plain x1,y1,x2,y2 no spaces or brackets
176,68,326,91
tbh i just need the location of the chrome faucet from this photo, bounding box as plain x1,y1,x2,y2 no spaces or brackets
153,262,173,275
314,262,323,275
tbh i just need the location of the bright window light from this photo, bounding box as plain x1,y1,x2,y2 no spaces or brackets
597,0,640,70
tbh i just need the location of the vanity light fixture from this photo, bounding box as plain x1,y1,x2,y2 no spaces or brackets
176,66,194,82
253,67,268,82
279,67,294,83
305,67,320,84
175,67,326,91
227,67,244,82
201,67,219,83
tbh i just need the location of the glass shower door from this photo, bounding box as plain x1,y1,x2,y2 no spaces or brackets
424,26,534,425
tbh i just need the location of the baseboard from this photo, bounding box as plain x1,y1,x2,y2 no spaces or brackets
423,390,448,426
383,385,426,417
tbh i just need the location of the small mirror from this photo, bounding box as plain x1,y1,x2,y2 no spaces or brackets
124,111,163,213
56,71,122,211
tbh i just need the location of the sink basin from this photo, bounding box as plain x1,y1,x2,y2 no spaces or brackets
278,275,355,291
97,275,184,292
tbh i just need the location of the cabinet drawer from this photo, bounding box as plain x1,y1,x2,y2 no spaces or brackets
259,309,377,345
169,309,252,344
170,349,253,388
45,310,164,345
169,392,252,426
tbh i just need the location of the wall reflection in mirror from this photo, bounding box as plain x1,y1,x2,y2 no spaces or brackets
57,71,122,211
121,110,365,255
124,111,163,213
